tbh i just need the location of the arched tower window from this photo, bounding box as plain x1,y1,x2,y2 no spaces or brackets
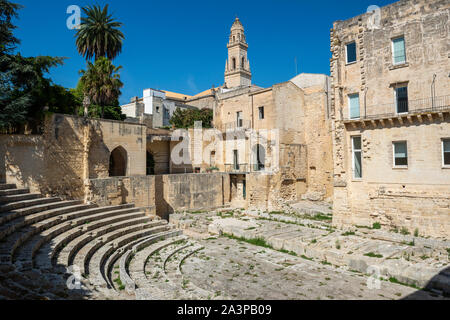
109,146,127,177
232,57,236,70
241,57,245,69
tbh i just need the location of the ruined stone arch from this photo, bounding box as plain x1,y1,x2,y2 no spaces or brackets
109,146,127,177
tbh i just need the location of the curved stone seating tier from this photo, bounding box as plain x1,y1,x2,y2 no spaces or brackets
34,205,140,270
0,184,183,300
0,184,17,191
117,230,184,294
70,218,157,276
0,188,30,197
88,224,174,290
0,197,61,214
114,237,212,300
0,200,83,227
0,201,86,244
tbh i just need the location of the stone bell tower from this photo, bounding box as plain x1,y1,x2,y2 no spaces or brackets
224,17,252,88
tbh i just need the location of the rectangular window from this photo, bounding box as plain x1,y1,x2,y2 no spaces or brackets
443,139,450,167
346,42,357,64
236,111,243,127
258,106,264,120
352,136,362,179
393,141,408,167
392,37,406,65
395,86,408,113
348,94,360,119
233,150,239,170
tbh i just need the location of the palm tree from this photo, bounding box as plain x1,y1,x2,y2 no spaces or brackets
80,57,123,118
75,4,124,61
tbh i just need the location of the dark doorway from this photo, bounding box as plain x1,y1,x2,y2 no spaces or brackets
253,144,265,171
146,151,155,175
109,146,127,177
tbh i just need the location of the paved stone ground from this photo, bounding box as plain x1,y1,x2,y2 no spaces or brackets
181,236,440,300
169,204,450,300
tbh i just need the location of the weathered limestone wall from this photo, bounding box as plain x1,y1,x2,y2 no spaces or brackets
86,175,156,214
333,121,450,238
1,114,146,199
330,0,450,238
0,135,47,193
147,139,171,174
247,173,270,210
88,115,146,178
0,115,86,198
155,173,230,218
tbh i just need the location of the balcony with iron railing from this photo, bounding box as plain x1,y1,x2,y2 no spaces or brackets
343,95,450,122
224,163,266,174
220,119,252,131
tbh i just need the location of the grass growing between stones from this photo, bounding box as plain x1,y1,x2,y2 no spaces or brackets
388,277,421,290
223,233,270,248
113,276,125,291
364,252,383,258
222,233,297,257
300,213,332,222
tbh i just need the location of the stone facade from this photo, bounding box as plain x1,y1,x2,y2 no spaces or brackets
330,0,450,237
0,113,147,200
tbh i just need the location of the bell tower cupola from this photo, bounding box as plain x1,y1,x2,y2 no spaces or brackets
224,17,252,88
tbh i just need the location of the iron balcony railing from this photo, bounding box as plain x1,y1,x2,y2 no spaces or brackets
225,163,249,173
221,119,252,131
344,95,450,121
224,163,266,173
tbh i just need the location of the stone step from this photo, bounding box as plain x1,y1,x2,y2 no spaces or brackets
0,184,16,191
128,235,188,292
35,207,144,269
0,193,42,204
140,240,195,299
0,197,61,214
119,232,185,294
0,200,82,226
54,209,147,268
0,202,92,242
12,207,144,269
89,225,173,290
0,188,30,197
164,244,206,299
71,218,160,276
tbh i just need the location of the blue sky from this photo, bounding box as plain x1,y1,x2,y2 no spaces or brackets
13,0,396,104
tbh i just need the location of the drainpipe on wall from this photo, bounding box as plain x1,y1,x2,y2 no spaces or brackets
251,94,254,129
364,87,368,118
431,74,436,109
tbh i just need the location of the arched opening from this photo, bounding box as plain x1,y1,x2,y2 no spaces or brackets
252,144,265,171
232,57,236,70
109,146,127,177
146,151,155,175
241,56,245,69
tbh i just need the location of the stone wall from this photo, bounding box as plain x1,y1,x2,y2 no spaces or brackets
330,0,450,238
155,173,230,219
1,114,146,199
86,175,156,214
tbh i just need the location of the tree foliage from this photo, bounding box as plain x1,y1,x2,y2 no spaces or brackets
79,57,125,120
0,1,78,130
0,0,21,54
169,107,213,129
75,4,124,61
